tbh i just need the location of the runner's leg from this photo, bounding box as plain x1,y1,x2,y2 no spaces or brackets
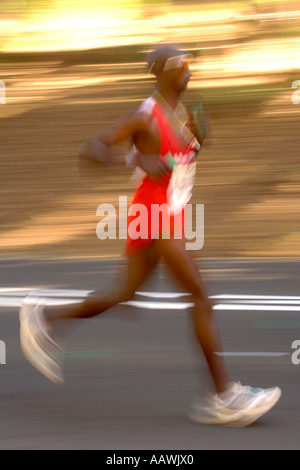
157,238,231,394
20,243,161,384
45,241,161,325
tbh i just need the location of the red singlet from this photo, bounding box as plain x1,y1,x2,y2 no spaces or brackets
126,93,200,257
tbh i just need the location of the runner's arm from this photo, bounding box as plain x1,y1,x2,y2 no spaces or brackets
78,110,152,165
79,109,170,176
189,103,212,145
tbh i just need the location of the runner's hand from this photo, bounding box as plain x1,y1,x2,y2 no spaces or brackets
78,137,117,166
136,153,171,179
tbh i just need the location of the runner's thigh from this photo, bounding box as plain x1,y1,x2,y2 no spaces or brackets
157,238,208,299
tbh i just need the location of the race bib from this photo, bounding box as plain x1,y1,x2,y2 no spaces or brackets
167,159,197,214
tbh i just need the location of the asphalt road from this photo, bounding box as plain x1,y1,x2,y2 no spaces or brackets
0,258,300,450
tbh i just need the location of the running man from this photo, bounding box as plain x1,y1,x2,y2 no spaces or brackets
20,44,281,427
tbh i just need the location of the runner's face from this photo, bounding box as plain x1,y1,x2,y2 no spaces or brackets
168,60,191,92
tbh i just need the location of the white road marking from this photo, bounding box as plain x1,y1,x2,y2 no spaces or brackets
0,289,300,312
224,300,300,305
0,297,79,307
0,289,190,299
213,294,300,301
136,291,190,299
216,352,289,357
2,298,300,311
0,289,90,298
122,300,194,309
214,304,300,312
1,287,296,359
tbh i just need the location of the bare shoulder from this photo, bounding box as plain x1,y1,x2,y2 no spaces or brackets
112,102,154,135
134,98,160,148
131,96,157,130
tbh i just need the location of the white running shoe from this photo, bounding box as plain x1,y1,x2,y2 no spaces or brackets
190,382,281,427
20,295,63,385
189,393,243,426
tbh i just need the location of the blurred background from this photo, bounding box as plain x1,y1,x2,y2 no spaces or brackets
1,2,300,450
1,0,300,259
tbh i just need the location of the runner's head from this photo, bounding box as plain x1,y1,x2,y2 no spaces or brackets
146,43,193,92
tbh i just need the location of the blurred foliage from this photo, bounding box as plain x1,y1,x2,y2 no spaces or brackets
1,0,299,258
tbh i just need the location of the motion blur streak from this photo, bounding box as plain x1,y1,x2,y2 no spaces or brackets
1,1,300,260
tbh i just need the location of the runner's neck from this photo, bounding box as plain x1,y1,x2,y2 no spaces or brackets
155,84,180,110
152,90,200,151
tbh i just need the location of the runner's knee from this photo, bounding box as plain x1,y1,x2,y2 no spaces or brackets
78,288,135,318
194,296,213,318
116,288,135,303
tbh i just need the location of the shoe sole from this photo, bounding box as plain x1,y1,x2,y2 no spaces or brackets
189,388,282,427
20,296,64,385
189,407,243,426
226,388,282,428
